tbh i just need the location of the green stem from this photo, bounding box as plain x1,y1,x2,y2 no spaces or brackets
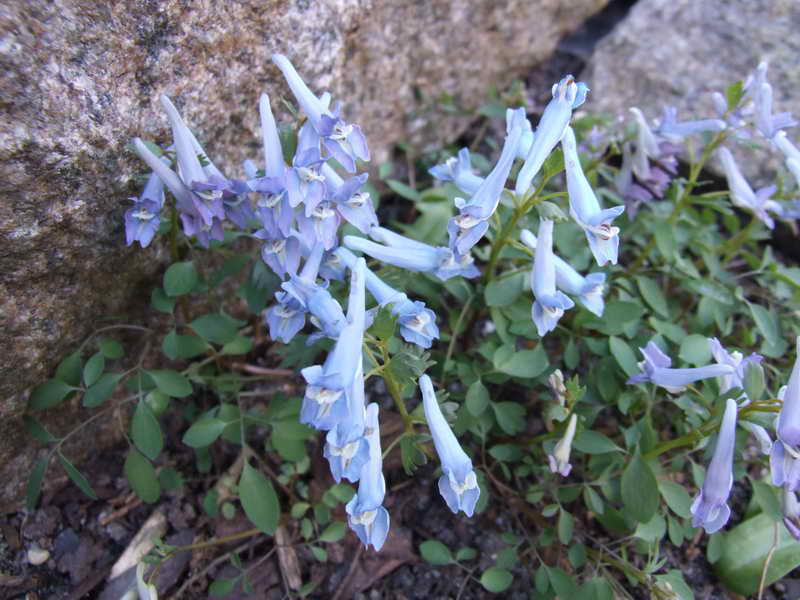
380,344,412,431
440,294,475,380
720,215,759,265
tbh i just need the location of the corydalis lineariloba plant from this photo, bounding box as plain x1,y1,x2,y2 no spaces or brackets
24,55,800,598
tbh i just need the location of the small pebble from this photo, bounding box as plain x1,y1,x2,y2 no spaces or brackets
27,547,50,565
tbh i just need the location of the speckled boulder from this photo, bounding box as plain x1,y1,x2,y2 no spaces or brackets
0,0,606,505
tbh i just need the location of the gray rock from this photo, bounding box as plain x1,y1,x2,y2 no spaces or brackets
0,0,606,505
581,0,800,180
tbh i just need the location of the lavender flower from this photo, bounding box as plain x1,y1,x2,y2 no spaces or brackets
520,228,606,316
548,413,577,477
772,338,800,490
264,292,306,344
344,228,479,281
322,163,378,233
627,341,735,392
272,54,369,173
429,147,484,195
296,200,340,251
299,258,366,430
336,247,439,348
255,232,301,279
324,361,370,483
530,219,574,336
563,126,624,265
448,126,523,256
286,122,327,212
125,171,164,248
690,398,738,534
345,403,390,550
506,107,534,159
708,337,763,398
515,75,589,196
782,489,800,541
718,146,783,229
773,131,800,188
420,374,480,516
654,106,726,145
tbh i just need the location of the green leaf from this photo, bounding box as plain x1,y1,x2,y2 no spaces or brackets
654,222,676,261
466,380,490,416
162,330,209,360
634,513,666,542
456,547,477,561
29,379,74,411
492,344,548,379
164,261,199,296
190,313,239,345
239,462,280,534
621,454,659,523
725,80,745,110
132,400,164,460
752,479,782,521
480,567,513,593
220,336,253,356
83,352,105,387
318,521,346,543
209,578,237,597
419,540,453,565
385,179,421,202
55,351,83,386
146,369,192,398
159,467,184,491
182,418,228,448
679,334,711,365
609,336,639,377
26,458,49,510
124,448,161,503
749,302,786,357
151,287,175,313
370,305,398,341
558,509,574,544
658,480,693,518
485,272,525,307
636,276,669,318
655,570,694,600
310,546,327,562
83,373,122,408
58,452,97,499
492,402,526,435
23,416,57,443
97,337,124,359
577,577,614,600
583,486,605,515
573,431,622,455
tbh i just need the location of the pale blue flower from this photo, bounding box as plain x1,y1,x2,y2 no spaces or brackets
254,232,301,279
429,147,484,195
627,341,735,392
520,228,605,316
718,146,783,229
420,374,480,517
324,361,370,483
336,247,439,348
296,200,340,251
772,338,800,490
344,228,479,281
448,126,523,256
345,403,390,550
515,75,588,196
753,81,797,140
506,107,534,159
286,122,326,212
563,126,624,265
655,106,726,144
548,413,577,477
322,163,378,233
264,291,306,343
300,258,366,430
125,171,164,248
272,54,369,173
691,398,738,534
530,219,574,336
708,337,763,398
774,131,800,188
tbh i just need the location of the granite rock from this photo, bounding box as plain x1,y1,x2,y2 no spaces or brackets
0,0,606,505
581,0,800,180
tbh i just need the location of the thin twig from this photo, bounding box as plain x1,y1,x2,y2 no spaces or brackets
229,363,295,377
172,538,267,599
330,543,364,600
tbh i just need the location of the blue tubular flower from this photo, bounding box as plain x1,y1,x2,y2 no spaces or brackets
718,147,783,229
506,107,534,159
563,127,624,266
627,341,735,392
259,93,286,180
322,163,378,233
548,413,577,477
324,362,370,483
272,53,368,173
515,75,589,196
335,247,440,348
344,230,478,281
132,138,196,215
629,108,660,181
125,171,164,248
255,233,301,279
691,398,738,534
754,81,797,140
520,229,606,316
448,126,523,256
774,131,800,188
772,339,800,490
286,122,326,212
160,96,227,226
530,220,574,336
420,374,480,516
708,337,763,398
429,147,484,195
655,106,726,144
346,403,390,551
296,200,340,250
300,258,366,430
264,291,306,343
